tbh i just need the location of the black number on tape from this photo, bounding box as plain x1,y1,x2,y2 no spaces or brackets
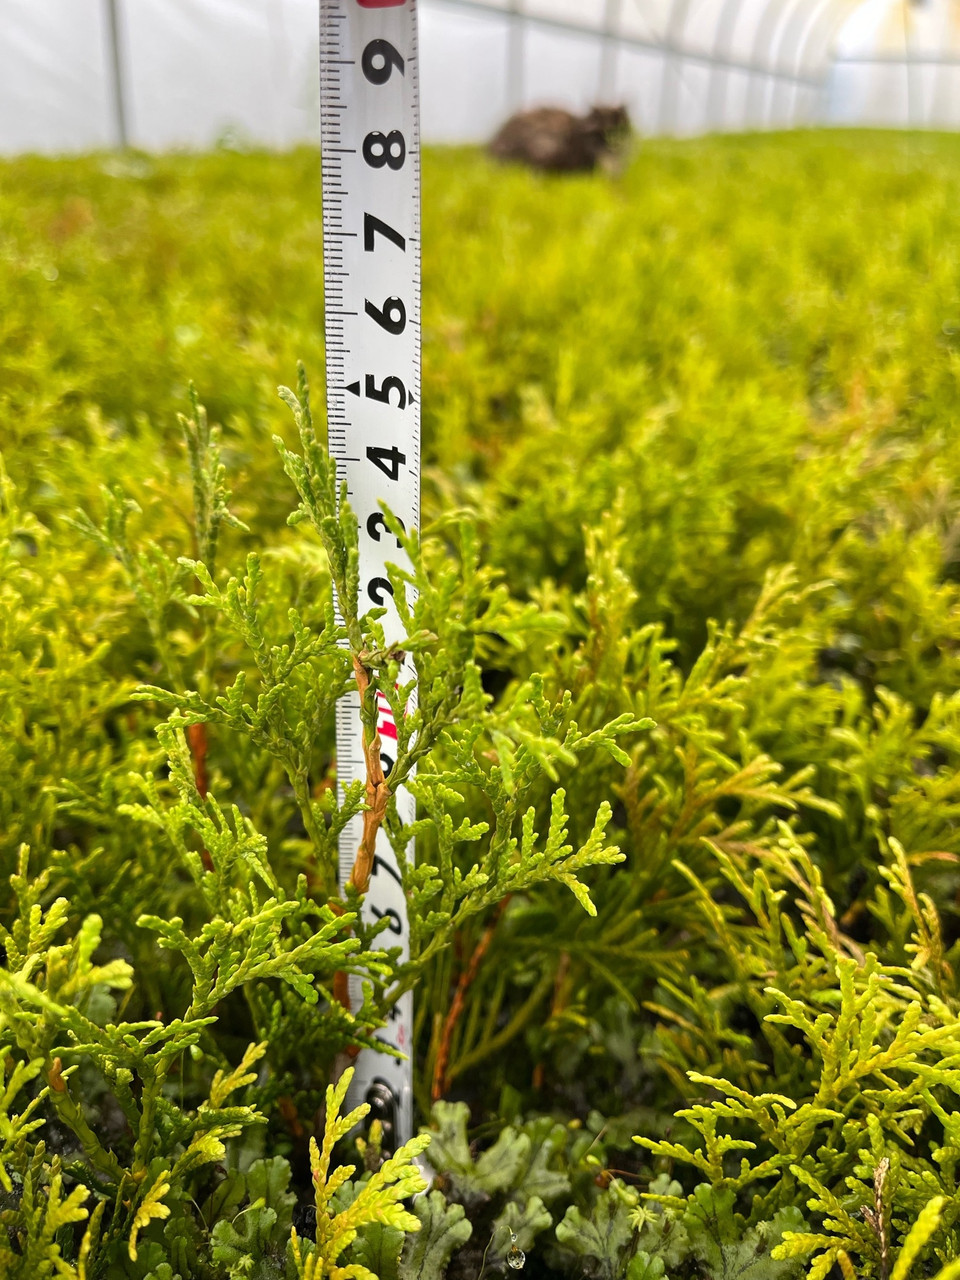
368,576,394,605
366,444,406,480
364,213,405,253
366,374,406,409
363,130,406,171
362,38,404,85
365,296,406,334
372,905,403,935
367,512,405,546
372,855,402,887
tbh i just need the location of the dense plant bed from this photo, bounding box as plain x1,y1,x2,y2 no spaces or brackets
2,132,960,1278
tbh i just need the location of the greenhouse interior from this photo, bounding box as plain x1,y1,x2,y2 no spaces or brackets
3,0,960,150
4,1,960,1278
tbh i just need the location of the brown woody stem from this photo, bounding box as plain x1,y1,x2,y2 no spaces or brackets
185,722,214,871
348,655,391,897
432,897,511,1101
186,722,209,798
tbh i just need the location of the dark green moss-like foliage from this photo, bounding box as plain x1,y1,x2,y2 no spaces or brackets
2,133,960,1276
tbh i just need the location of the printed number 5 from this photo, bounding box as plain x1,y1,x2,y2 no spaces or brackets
366,373,406,409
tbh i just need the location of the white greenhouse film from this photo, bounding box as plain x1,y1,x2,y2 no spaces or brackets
0,0,958,152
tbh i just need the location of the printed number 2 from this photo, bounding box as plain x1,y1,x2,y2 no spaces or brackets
366,445,406,480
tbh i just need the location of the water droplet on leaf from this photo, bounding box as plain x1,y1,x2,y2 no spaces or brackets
506,1244,525,1270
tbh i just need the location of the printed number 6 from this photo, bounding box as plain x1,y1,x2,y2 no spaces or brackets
365,296,406,334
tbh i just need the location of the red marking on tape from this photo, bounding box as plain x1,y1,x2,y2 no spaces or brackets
377,691,399,741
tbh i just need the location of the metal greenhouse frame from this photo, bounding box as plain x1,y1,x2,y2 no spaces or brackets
430,0,960,134
1,0,958,154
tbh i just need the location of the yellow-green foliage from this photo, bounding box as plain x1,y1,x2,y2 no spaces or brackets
0,377,632,1276
3,132,960,1276
636,835,960,1274
289,1068,429,1280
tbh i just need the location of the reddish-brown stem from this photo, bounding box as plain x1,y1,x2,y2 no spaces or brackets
348,656,391,896
331,657,391,1036
186,722,209,798
532,950,570,1091
186,722,214,871
432,897,511,1102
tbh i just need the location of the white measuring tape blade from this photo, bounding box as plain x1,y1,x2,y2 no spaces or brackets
320,0,420,1147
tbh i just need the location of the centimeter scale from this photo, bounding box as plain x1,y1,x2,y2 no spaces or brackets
320,0,420,1146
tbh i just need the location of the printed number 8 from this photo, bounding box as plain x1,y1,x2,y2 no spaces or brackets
363,130,406,171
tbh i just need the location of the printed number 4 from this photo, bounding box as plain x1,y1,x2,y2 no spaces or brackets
367,444,406,480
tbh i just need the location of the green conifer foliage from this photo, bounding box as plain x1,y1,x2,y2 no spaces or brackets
636,835,960,1275
4,135,960,1275
0,374,643,1275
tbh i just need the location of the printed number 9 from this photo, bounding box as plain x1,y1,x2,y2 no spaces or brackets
363,130,406,171
362,39,405,85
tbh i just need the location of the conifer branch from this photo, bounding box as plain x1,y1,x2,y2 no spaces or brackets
348,654,390,896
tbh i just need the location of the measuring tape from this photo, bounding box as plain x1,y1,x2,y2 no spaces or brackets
320,0,420,1147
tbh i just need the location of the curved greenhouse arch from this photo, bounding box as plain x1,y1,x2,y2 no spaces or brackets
0,0,958,151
